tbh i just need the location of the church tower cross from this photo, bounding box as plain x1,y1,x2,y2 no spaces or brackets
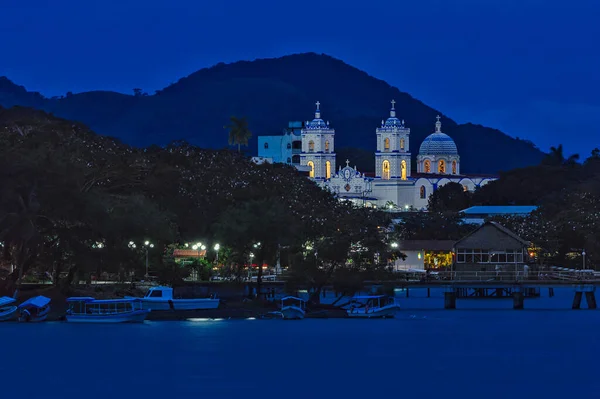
315,101,321,111
391,99,396,109
346,159,350,167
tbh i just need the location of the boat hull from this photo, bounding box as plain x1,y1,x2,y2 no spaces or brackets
281,306,305,320
65,309,150,323
19,306,50,322
126,297,220,311
347,305,400,318
0,306,17,321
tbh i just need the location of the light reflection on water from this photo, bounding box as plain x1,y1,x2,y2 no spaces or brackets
0,288,599,398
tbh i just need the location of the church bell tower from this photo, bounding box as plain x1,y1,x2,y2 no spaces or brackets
375,100,411,180
300,101,336,180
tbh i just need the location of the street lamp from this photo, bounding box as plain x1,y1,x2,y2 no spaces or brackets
582,250,586,270
92,242,104,283
214,243,220,263
144,241,154,278
391,242,398,249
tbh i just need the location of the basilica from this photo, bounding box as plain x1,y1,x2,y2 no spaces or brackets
298,101,497,210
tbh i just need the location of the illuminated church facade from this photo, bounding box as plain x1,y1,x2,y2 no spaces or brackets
299,101,497,210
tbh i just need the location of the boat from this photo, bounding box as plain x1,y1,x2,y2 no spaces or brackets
126,286,220,311
18,296,51,322
346,295,400,318
65,297,150,323
280,296,305,319
0,296,18,321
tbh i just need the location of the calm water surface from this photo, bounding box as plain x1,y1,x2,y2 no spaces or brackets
1,289,600,398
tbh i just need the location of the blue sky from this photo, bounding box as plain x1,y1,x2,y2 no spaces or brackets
1,0,598,157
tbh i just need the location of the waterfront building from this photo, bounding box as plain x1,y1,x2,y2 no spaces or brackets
394,240,455,271
459,205,538,225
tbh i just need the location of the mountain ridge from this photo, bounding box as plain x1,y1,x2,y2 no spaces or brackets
0,53,545,173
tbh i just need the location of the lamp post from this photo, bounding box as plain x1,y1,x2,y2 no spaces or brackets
144,241,154,278
582,250,586,270
214,244,220,263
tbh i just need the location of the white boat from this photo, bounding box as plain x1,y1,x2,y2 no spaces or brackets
65,297,150,323
18,296,51,322
280,296,305,320
0,296,18,321
347,295,400,318
126,286,220,311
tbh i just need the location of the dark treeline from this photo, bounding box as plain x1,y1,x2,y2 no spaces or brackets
0,107,398,301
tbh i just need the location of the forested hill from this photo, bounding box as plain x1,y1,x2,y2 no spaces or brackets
0,53,545,173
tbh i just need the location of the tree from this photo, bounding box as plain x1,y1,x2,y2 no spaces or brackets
225,116,252,153
428,182,471,212
542,144,580,166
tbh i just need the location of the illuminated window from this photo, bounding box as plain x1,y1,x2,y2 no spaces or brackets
400,138,405,150
325,161,331,179
401,160,407,180
307,161,315,178
382,160,390,180
325,140,330,152
424,160,431,173
384,138,390,151
463,185,468,192
308,140,315,152
438,160,445,174
452,160,457,174
420,185,426,199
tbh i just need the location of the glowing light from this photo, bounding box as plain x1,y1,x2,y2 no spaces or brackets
214,244,220,251
144,241,150,246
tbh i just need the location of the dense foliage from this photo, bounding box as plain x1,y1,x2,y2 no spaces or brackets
0,107,395,298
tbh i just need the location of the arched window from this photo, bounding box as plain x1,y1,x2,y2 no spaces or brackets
326,161,331,179
420,186,426,199
307,161,315,178
287,157,291,164
264,142,269,149
401,160,407,180
308,140,315,152
286,143,291,149
384,138,390,151
325,140,330,153
382,160,390,180
424,160,431,173
400,138,405,150
438,160,445,174
452,160,457,174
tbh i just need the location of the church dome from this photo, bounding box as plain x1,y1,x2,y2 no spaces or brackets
419,116,458,155
381,99,405,128
305,101,330,130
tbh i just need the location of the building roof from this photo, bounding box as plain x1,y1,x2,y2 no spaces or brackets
397,240,455,251
460,205,538,215
454,221,530,248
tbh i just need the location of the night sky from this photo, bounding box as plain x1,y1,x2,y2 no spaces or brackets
1,0,598,156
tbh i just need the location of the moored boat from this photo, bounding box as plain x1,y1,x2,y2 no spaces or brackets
126,286,220,311
280,296,305,320
65,297,150,323
0,296,18,321
18,296,51,322
347,295,400,318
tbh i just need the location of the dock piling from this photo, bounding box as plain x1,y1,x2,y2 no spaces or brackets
444,291,456,309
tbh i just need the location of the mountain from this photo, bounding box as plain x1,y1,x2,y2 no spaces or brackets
0,53,545,173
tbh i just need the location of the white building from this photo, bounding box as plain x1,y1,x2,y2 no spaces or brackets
299,100,497,209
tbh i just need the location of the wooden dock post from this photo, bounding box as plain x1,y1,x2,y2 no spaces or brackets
444,288,456,309
548,287,554,298
406,287,409,298
427,287,430,298
513,291,524,309
585,292,597,309
572,292,583,309
574,285,596,309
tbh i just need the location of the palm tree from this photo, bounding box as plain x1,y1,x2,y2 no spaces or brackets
542,144,580,166
224,116,252,153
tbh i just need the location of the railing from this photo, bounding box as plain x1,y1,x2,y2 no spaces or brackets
406,270,600,283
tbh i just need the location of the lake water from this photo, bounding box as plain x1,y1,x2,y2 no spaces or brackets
2,288,600,398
